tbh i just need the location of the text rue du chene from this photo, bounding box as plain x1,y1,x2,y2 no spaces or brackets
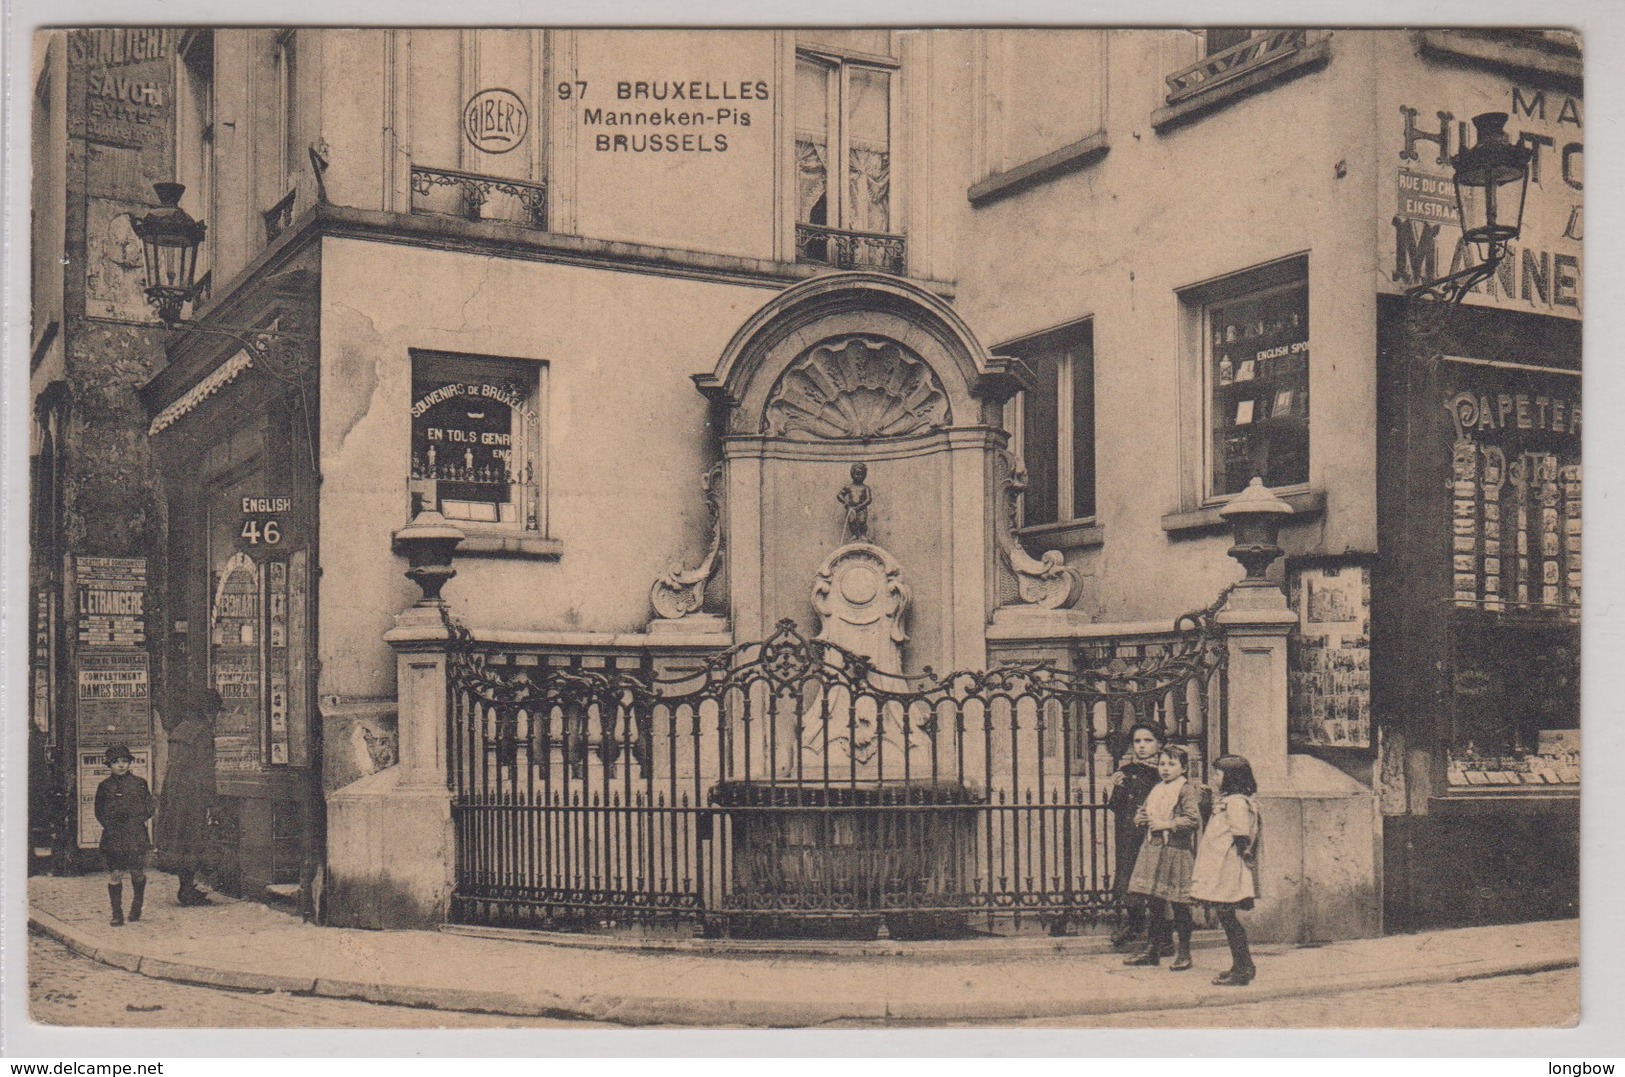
559,79,769,153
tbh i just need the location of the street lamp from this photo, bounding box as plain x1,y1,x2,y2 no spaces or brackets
129,182,317,469
1407,112,1534,304
129,182,308,363
130,182,208,327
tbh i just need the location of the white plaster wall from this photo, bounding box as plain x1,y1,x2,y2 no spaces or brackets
565,31,780,260
316,236,780,701
952,30,1384,623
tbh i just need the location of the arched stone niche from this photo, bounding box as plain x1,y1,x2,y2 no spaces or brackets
694,273,1030,673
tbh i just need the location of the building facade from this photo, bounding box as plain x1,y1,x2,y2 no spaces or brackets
29,29,176,874
30,27,1581,935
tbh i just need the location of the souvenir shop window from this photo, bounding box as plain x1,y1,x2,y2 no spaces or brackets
409,353,544,534
1200,266,1310,499
1002,321,1095,528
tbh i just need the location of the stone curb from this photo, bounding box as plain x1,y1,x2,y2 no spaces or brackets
308,977,579,1021
441,922,1123,959
29,905,1578,1027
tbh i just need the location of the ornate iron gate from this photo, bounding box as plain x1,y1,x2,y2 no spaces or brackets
446,605,1226,936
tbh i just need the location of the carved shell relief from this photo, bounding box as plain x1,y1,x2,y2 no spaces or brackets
762,335,951,440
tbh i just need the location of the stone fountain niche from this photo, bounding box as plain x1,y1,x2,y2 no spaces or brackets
684,274,1046,937
693,273,1035,676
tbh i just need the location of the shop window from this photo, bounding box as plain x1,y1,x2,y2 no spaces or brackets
1198,265,1309,499
1005,322,1095,527
409,352,544,534
1437,357,1580,790
794,42,904,274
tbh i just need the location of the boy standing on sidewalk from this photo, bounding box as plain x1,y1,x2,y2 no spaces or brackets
94,744,155,926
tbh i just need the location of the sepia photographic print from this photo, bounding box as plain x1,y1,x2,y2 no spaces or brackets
16,16,1601,1044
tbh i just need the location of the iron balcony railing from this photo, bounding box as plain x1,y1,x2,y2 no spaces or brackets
1164,29,1311,104
191,270,213,310
795,223,907,276
263,189,296,243
410,164,547,230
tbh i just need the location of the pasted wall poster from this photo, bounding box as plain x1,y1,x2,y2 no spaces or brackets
1287,563,1372,750
71,555,153,847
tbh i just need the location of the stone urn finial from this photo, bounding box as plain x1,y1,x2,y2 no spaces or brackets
1217,477,1293,583
394,509,466,605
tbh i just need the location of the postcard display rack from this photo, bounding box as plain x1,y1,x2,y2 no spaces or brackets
1212,286,1310,496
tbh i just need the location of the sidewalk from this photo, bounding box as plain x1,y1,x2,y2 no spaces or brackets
28,872,1578,1027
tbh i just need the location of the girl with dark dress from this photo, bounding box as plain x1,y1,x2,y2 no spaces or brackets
1123,743,1203,970
1101,721,1166,948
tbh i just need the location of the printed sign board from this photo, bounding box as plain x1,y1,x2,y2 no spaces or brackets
1385,74,1582,318
75,556,148,647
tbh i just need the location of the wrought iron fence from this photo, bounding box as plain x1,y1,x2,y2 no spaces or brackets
445,604,1226,938
410,164,547,229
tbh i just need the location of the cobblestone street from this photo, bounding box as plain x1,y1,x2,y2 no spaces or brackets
28,928,1576,1031
26,932,601,1029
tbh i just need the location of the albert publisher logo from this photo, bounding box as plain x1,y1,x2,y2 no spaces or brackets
463,88,529,154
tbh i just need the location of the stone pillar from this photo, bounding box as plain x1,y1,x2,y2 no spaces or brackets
1217,580,1382,944
1215,583,1299,787
324,515,462,929
389,606,454,789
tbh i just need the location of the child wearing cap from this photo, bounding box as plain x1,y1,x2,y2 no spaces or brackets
94,745,155,926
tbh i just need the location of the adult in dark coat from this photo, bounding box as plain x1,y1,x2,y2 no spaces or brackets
1101,720,1167,948
156,686,221,906
95,744,154,926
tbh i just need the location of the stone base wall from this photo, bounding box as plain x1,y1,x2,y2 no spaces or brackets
324,767,454,930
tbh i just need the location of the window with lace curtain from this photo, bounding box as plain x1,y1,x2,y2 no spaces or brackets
794,45,903,273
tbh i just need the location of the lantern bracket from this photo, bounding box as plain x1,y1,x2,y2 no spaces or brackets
1404,255,1503,306
1405,112,1533,307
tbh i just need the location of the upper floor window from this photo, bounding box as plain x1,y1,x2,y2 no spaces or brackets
276,31,299,189
177,31,215,284
1204,28,1257,56
1154,29,1327,130
405,31,548,231
794,43,903,273
409,352,546,535
263,31,299,242
1005,322,1095,527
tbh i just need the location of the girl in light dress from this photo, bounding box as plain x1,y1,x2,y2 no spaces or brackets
1188,754,1262,986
